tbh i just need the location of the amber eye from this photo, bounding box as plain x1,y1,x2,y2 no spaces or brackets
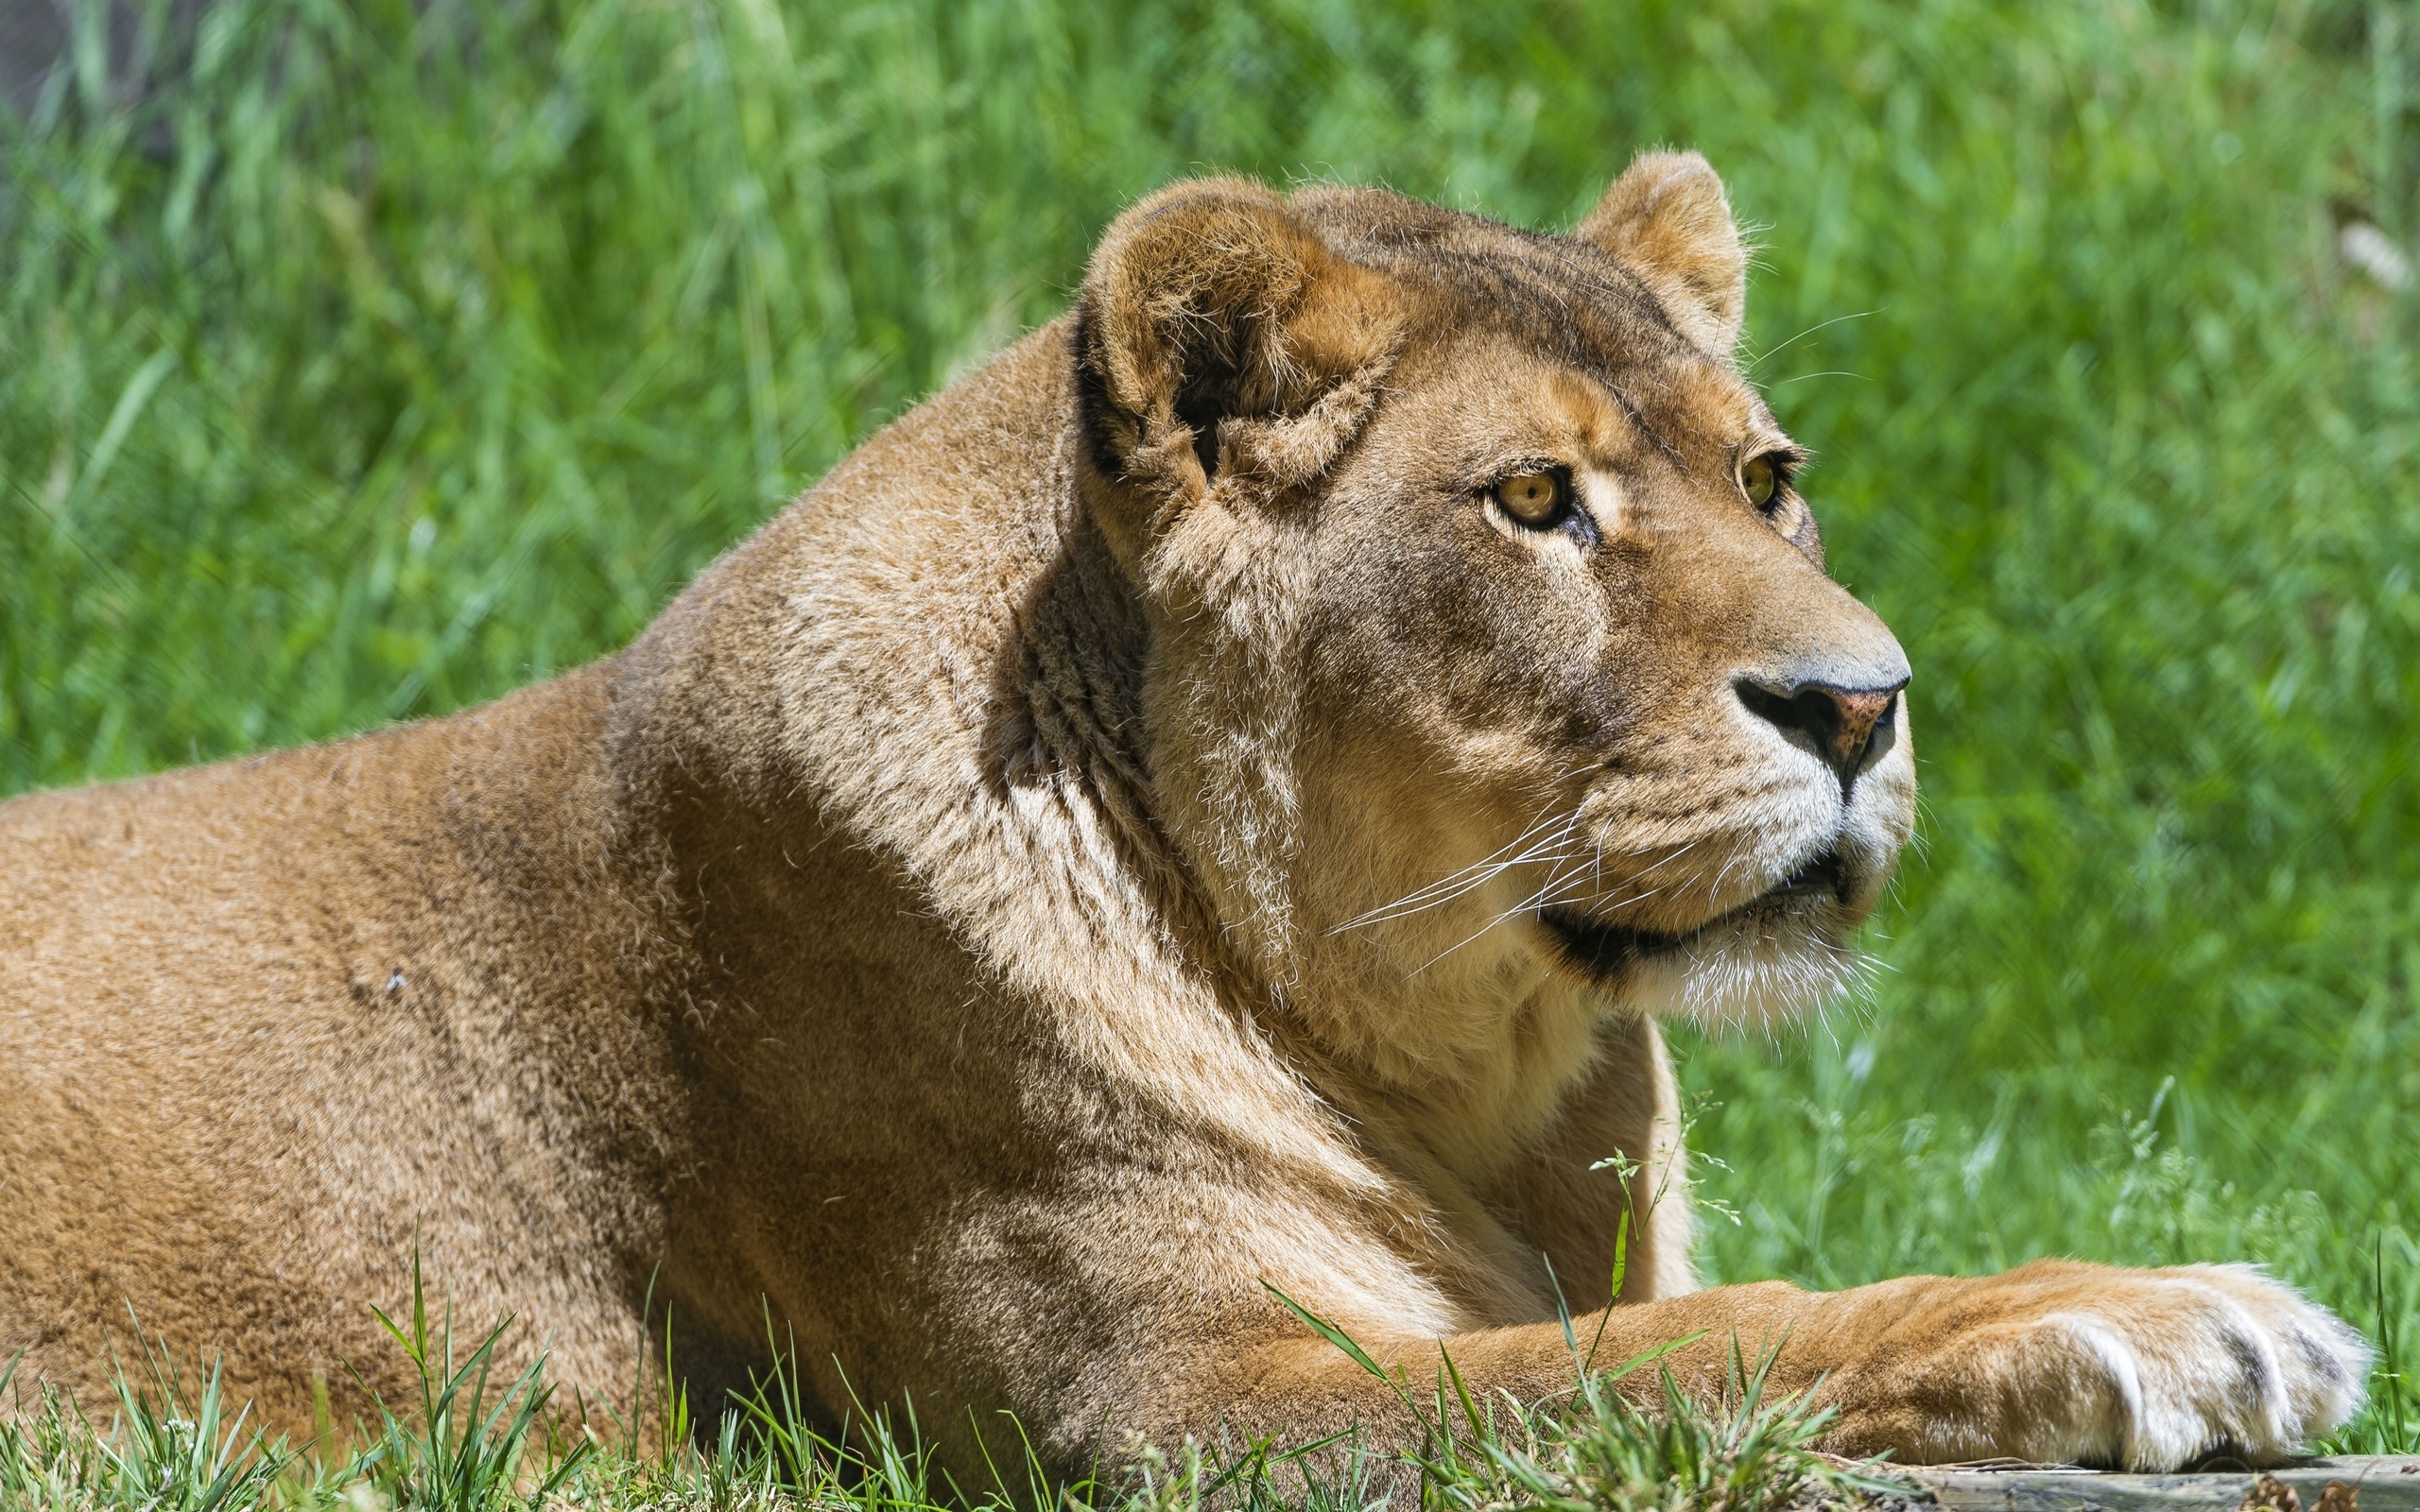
1739,453,1782,511
1493,470,1565,526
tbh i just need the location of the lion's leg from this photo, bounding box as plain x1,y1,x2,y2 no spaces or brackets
1137,1262,2365,1473
1487,1010,1700,1309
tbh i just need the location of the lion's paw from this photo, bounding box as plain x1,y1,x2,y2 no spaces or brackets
1840,1261,2371,1470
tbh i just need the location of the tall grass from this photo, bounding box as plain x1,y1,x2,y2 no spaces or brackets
3,0,2416,1465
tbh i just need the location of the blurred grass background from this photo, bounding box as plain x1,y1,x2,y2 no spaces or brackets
3,0,2415,1449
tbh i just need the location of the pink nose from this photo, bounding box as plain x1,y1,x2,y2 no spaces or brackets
1735,678,1908,797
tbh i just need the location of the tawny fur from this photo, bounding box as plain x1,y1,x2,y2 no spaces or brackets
0,152,2367,1474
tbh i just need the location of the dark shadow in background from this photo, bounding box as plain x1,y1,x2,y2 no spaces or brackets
2,0,214,125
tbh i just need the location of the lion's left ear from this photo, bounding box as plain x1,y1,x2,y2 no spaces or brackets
1577,150,1747,357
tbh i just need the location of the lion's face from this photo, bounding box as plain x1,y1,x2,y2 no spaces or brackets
1079,155,1915,1102
1292,314,1913,1038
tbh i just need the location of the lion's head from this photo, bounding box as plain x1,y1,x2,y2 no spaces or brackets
1073,153,1915,1120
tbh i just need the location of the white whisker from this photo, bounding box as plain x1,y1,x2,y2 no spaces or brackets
1329,807,1586,933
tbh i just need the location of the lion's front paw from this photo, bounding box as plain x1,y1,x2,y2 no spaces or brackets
1829,1260,2371,1470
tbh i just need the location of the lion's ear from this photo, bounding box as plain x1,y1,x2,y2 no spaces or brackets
1577,150,1747,357
1076,178,1394,527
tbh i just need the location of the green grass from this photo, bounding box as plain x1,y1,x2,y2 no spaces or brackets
4,0,2419,1485
1,1279,1884,1511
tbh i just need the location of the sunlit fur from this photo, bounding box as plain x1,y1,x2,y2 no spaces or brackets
0,154,2363,1482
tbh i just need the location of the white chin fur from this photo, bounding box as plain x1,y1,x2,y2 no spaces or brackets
1626,906,1872,1033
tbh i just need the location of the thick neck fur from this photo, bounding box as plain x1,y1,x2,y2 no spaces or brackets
615,320,1607,1216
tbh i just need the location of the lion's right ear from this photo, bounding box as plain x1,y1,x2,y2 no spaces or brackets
1075,179,1394,543
1576,150,1748,357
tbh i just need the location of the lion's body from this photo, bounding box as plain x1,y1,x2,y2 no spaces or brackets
0,670,660,1417
0,162,2367,1474
0,326,1684,1446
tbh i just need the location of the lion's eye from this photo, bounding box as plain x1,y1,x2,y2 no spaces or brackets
1492,471,1565,526
1739,454,1780,512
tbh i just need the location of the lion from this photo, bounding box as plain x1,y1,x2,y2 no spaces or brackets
0,151,2368,1476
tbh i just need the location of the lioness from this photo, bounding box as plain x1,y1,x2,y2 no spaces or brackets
0,153,2367,1474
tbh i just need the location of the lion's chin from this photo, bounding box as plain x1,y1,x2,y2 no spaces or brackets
1537,850,1873,1032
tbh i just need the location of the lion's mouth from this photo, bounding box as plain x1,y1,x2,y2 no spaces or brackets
1536,849,1847,980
